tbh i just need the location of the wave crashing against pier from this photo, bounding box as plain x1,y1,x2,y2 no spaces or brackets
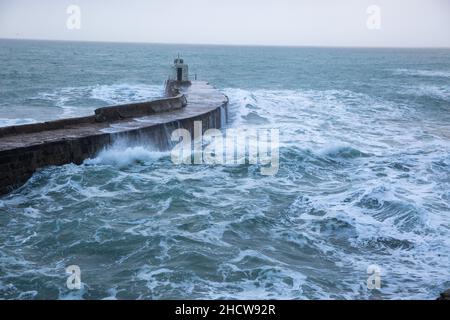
0,79,228,195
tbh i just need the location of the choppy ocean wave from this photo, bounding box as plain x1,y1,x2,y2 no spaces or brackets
85,144,170,167
401,85,450,101
393,68,450,78
1,42,449,300
2,84,449,300
0,84,164,122
39,83,163,117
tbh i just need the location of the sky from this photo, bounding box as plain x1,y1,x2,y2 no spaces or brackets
0,0,449,47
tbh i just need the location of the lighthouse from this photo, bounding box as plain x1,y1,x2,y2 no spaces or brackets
170,56,189,83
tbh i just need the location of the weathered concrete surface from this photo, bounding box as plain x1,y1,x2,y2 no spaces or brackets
0,81,228,195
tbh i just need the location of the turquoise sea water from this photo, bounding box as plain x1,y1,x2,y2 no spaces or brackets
0,39,449,299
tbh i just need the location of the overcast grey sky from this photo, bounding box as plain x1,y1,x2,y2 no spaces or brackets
0,0,449,47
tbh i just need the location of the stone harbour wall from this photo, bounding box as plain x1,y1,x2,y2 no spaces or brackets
0,81,227,195
94,94,187,122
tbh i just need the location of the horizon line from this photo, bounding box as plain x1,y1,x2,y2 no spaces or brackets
1,37,450,50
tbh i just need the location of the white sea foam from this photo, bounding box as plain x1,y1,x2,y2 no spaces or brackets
223,87,413,154
220,87,450,297
393,69,450,78
402,85,450,101
0,118,36,127
90,83,164,104
34,83,164,119
85,145,169,167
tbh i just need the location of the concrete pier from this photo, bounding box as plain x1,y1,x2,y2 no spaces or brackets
0,81,228,195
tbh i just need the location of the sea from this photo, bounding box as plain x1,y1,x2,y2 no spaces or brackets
0,39,449,299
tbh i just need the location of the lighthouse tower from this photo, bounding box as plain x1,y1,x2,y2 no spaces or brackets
170,56,189,83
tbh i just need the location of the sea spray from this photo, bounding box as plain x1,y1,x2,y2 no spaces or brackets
84,139,169,167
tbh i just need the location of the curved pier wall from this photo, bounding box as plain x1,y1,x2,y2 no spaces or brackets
0,133,112,194
0,98,226,195
94,94,187,122
0,95,187,138
111,101,225,150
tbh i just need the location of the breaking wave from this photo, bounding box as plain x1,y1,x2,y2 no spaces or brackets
401,85,450,102
393,69,450,78
85,144,169,167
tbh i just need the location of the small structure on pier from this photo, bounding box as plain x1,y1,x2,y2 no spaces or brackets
170,55,189,82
